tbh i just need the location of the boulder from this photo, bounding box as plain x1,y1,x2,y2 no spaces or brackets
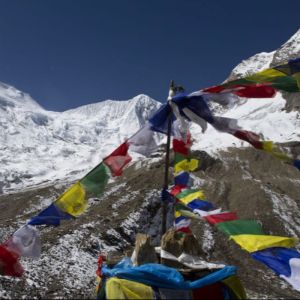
132,233,158,266
160,228,204,268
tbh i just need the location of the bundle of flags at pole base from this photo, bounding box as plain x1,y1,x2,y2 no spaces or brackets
95,256,246,300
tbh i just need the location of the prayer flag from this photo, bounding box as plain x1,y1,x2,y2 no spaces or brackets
251,247,300,277
174,159,199,174
223,60,300,93
173,138,191,156
106,277,154,300
187,199,215,211
216,220,264,236
203,84,276,98
174,152,188,165
251,247,300,291
178,209,202,220
128,123,158,157
0,245,24,277
293,159,300,170
194,208,222,217
281,258,300,292
175,217,191,230
204,212,238,225
148,103,174,134
103,142,132,176
55,182,87,217
230,234,298,253
174,172,190,186
181,107,208,133
80,163,109,196
172,93,214,124
233,130,263,149
211,116,239,133
175,202,190,212
28,203,73,226
176,189,205,204
170,185,187,197
5,225,41,259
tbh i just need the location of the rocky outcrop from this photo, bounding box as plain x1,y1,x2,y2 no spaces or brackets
160,228,204,268
131,233,158,266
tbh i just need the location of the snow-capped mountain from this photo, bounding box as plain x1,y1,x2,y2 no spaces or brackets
228,29,300,80
228,51,275,81
198,28,300,155
1,29,300,195
0,86,161,193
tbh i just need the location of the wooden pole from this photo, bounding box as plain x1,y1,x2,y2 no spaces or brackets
161,80,175,237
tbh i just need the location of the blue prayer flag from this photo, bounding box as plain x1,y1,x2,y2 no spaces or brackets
251,247,300,277
28,203,73,226
174,172,190,186
187,199,215,211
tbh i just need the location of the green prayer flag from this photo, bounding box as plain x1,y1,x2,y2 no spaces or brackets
174,152,188,165
216,220,264,236
175,202,189,211
80,163,109,197
224,69,300,93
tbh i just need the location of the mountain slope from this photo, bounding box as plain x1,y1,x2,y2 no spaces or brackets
1,146,300,299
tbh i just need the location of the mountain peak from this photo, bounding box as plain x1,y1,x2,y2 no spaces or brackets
0,81,43,111
0,87,161,193
227,51,275,81
271,29,300,67
227,28,300,82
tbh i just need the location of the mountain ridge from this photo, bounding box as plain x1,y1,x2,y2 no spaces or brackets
227,29,300,81
0,90,161,193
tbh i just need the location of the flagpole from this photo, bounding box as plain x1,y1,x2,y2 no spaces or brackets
161,80,175,237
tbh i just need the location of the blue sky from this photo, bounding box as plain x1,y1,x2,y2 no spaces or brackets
0,0,299,111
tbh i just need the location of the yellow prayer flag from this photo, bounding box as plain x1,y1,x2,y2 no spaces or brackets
55,182,87,217
106,277,154,300
174,159,199,174
179,190,205,205
262,141,274,152
230,234,298,253
261,141,292,162
175,210,182,218
271,151,293,162
179,209,202,219
247,68,286,83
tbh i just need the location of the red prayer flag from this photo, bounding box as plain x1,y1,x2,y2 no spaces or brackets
103,142,132,176
173,135,192,156
176,226,192,234
233,130,263,149
203,84,276,98
204,212,238,225
170,185,187,197
233,84,276,98
0,245,24,277
202,85,225,93
173,139,189,155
